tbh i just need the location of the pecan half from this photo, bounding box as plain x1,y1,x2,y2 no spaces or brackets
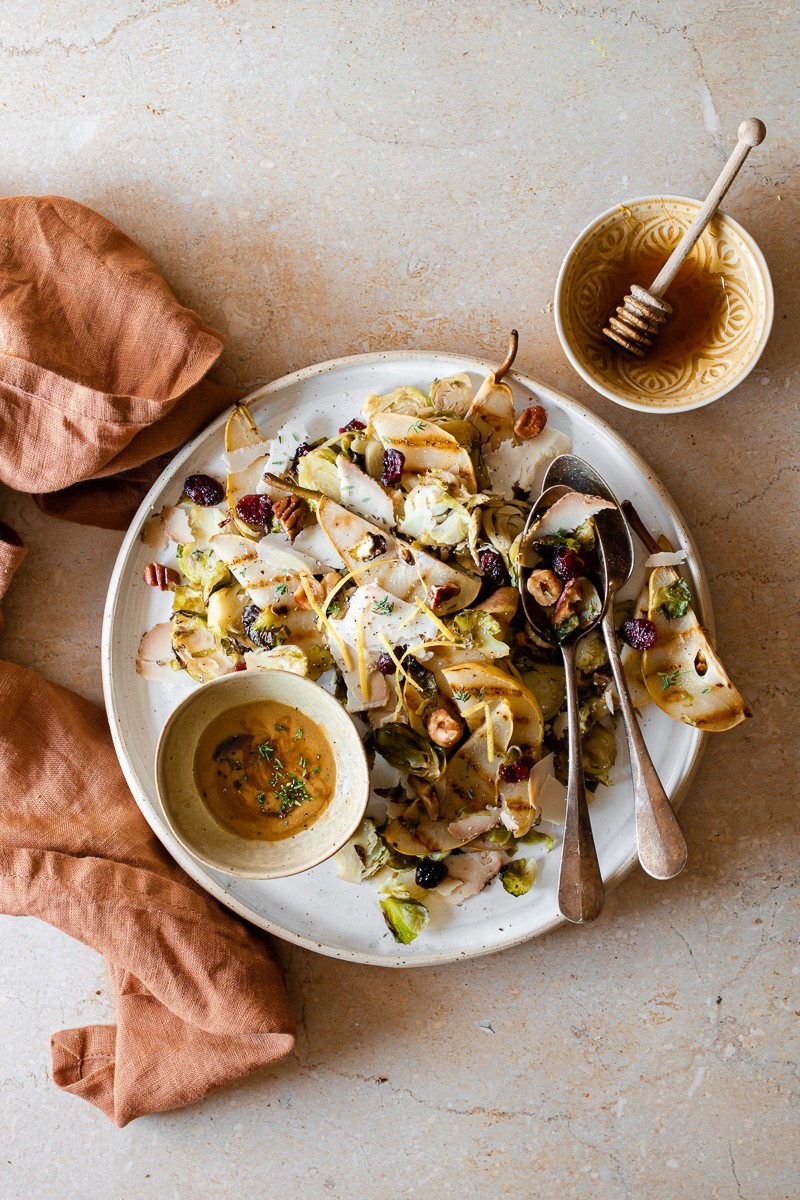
514,405,547,440
144,562,179,590
273,494,308,542
429,581,461,611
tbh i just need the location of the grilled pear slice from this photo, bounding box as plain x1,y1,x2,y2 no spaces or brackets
316,496,479,615
442,661,544,755
642,566,750,732
224,405,270,536
371,411,476,491
466,373,516,448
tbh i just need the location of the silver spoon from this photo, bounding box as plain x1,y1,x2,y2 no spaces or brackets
518,486,606,924
542,455,688,880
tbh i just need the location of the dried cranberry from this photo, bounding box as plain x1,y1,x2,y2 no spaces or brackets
234,660,247,672
289,443,311,474
498,756,534,783
620,617,657,650
551,545,581,581
381,448,405,486
339,418,366,433
478,547,510,588
376,652,396,675
183,473,224,506
415,859,448,889
235,493,273,529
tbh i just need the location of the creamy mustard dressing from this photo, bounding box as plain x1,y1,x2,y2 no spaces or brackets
193,700,335,841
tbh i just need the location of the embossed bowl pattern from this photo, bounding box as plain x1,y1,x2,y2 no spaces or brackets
555,196,773,412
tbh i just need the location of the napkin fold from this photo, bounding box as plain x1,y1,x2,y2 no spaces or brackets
0,196,296,1125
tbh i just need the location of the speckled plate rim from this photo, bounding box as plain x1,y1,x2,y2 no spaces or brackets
102,350,710,968
554,194,775,414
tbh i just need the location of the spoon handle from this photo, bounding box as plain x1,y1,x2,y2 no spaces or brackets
649,118,766,298
601,609,688,879
558,641,604,923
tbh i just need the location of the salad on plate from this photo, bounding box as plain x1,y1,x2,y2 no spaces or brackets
138,338,747,943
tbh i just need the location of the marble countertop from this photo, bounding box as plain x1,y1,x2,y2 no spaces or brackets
0,3,796,1197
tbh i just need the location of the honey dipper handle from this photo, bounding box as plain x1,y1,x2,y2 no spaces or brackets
649,118,766,299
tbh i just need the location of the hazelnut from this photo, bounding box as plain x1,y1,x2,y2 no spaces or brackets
425,707,465,748
293,578,325,610
514,405,547,440
526,569,562,606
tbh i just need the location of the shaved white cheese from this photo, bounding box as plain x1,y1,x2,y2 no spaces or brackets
142,505,193,549
483,425,571,500
136,622,174,680
398,481,470,547
223,441,271,474
527,490,615,540
210,533,325,608
339,586,440,656
263,420,310,476
336,454,395,529
529,754,568,825
435,850,508,904
341,665,390,712
327,586,440,712
291,523,347,568
644,549,687,568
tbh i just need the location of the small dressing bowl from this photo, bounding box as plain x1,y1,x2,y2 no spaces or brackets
155,671,370,879
555,195,773,413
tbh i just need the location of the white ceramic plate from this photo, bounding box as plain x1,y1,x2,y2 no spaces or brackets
102,351,709,967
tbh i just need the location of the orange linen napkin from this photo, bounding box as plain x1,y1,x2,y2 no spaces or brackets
0,196,295,1125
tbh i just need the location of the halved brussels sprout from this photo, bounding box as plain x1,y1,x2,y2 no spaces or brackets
176,545,232,600
519,662,566,721
450,610,509,659
206,584,246,638
171,614,239,682
373,723,446,780
428,373,474,416
429,414,481,448
575,629,608,676
172,585,206,617
581,723,617,787
297,447,342,501
378,881,430,944
500,857,537,897
335,818,391,883
482,500,528,556
362,385,430,421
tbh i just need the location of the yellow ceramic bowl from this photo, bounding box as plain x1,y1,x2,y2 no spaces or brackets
155,671,370,879
554,195,773,413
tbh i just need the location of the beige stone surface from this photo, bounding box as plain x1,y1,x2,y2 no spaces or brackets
0,2,797,1197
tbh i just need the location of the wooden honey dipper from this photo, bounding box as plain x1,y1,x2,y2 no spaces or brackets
603,117,766,357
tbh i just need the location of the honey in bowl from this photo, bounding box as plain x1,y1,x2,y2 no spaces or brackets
597,242,732,366
193,699,336,841
557,197,768,410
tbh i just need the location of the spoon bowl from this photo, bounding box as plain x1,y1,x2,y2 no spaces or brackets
542,455,688,880
518,485,607,924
